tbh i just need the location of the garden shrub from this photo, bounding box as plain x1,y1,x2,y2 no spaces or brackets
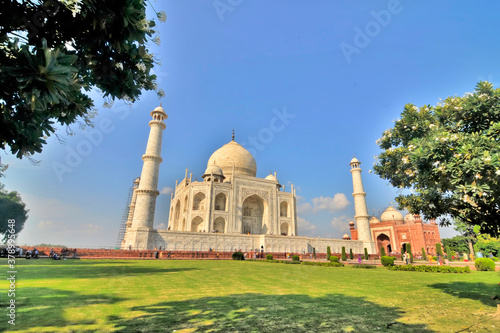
327,246,331,260
475,258,495,271
313,247,316,259
445,245,452,261
406,243,413,263
292,255,300,262
380,246,386,257
364,248,369,260
389,265,471,273
232,251,244,260
421,247,427,260
349,249,354,260
436,243,443,256
330,255,339,263
381,256,395,267
341,247,347,261
266,254,273,260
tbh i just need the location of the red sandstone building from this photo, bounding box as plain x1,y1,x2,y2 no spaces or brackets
349,206,442,255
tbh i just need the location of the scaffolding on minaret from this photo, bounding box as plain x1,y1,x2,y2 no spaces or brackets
115,179,135,248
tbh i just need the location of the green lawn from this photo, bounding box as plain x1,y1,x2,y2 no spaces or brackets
0,259,498,332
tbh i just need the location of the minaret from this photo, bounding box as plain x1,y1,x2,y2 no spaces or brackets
131,105,167,230
349,157,372,242
121,177,141,248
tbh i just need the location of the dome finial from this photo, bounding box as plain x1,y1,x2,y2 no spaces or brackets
232,129,235,141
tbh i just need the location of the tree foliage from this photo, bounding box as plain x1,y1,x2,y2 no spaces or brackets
421,247,427,260
473,234,500,256
1,0,165,158
0,182,29,242
374,82,500,237
442,236,471,254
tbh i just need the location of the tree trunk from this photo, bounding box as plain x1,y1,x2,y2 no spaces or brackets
468,239,475,260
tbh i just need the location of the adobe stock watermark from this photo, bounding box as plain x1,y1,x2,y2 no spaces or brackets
51,105,131,183
22,0,61,38
240,106,295,157
213,0,244,22
339,0,405,64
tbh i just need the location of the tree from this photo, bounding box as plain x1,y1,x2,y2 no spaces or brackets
442,235,472,255
0,184,29,242
349,248,354,260
406,243,413,263
312,247,316,259
473,234,500,257
326,246,331,260
374,82,500,237
364,247,369,260
341,246,347,261
453,219,477,259
380,246,386,257
1,0,166,158
436,243,443,256
444,245,452,261
421,247,427,260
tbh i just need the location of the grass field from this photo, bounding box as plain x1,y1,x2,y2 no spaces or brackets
0,259,498,332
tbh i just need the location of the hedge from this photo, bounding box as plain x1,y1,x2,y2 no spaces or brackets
302,261,344,267
381,256,395,267
388,265,471,273
351,264,377,269
232,251,245,260
475,258,495,271
330,255,339,263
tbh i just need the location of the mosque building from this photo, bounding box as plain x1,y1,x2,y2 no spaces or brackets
121,105,439,254
349,206,442,255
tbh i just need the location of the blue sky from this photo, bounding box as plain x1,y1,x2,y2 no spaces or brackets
3,0,500,247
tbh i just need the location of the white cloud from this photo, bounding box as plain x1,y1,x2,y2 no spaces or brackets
156,223,167,230
311,194,350,213
160,187,174,195
38,220,67,230
297,217,316,236
81,224,104,235
330,215,351,234
297,202,313,214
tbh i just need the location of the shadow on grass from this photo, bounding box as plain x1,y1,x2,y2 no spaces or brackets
429,282,500,307
12,260,199,280
0,287,125,332
112,293,433,332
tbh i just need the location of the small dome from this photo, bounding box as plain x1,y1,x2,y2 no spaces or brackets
265,173,278,182
369,216,380,224
151,105,167,117
350,157,360,164
208,140,257,178
404,214,415,223
380,206,404,222
342,234,351,240
204,164,223,176
349,220,355,226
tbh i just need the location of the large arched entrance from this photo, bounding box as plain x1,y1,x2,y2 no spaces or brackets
376,233,391,254
242,194,266,234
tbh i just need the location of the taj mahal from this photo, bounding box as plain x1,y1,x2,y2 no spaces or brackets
121,105,440,254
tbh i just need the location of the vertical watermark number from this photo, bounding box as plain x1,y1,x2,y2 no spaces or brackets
6,219,17,326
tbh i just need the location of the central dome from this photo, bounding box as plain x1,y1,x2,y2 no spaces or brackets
207,140,257,178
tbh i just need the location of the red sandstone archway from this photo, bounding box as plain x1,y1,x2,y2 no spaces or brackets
377,234,391,254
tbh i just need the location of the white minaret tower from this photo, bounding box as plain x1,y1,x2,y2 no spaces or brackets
349,157,373,245
125,105,167,250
